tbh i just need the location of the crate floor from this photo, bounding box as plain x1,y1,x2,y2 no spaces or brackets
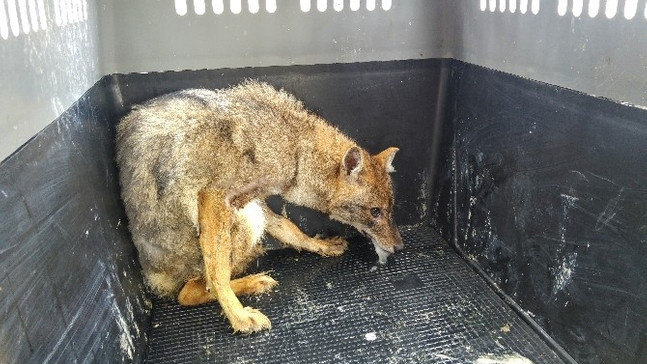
145,227,565,364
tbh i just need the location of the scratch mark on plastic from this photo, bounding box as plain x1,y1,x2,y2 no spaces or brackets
594,187,624,231
589,172,619,186
577,278,640,299
569,170,589,182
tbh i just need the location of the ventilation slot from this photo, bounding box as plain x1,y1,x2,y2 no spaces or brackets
481,0,647,20
1,0,87,41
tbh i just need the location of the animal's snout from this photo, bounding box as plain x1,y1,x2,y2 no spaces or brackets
391,226,404,252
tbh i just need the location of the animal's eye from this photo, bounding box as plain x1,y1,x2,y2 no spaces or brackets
370,207,382,218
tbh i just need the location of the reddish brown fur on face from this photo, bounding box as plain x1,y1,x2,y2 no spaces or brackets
116,81,402,333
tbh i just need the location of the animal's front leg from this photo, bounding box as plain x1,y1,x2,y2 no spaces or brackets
264,208,348,256
191,188,271,333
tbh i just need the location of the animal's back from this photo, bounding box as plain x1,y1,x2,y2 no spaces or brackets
116,82,316,296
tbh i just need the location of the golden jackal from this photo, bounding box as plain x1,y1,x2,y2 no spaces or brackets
116,81,403,333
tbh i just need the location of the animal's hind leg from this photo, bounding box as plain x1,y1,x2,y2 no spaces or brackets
230,273,277,296
264,208,348,256
178,278,212,306
178,273,277,305
178,188,271,333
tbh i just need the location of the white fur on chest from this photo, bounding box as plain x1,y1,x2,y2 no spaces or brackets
235,200,266,244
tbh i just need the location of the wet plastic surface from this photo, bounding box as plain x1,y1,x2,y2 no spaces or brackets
145,227,565,363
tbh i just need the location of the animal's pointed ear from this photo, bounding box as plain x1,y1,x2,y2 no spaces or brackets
342,147,363,179
375,147,399,173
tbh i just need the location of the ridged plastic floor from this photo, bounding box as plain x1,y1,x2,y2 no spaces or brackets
145,227,565,363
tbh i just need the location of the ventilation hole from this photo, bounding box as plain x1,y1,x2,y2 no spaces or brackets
212,0,224,14
300,0,310,12
605,0,618,18
0,0,8,39
317,0,326,12
60,0,69,24
350,0,360,11
68,0,75,23
333,0,342,12
558,0,566,15
27,0,37,31
499,0,506,12
76,0,84,22
61,0,69,24
367,0,376,11
644,1,647,19
382,0,392,11
7,0,19,36
265,0,276,13
36,0,45,28
508,0,517,13
16,0,28,34
489,0,496,12
193,0,205,14
68,0,76,23
480,0,487,11
519,0,528,13
52,0,60,25
175,0,188,16
247,0,259,13
588,0,599,17
71,0,79,23
624,0,638,19
73,0,80,22
531,0,539,14
572,0,583,17
230,0,241,14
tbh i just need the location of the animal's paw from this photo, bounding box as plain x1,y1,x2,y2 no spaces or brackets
248,274,278,295
230,307,272,334
232,273,278,296
316,236,349,257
